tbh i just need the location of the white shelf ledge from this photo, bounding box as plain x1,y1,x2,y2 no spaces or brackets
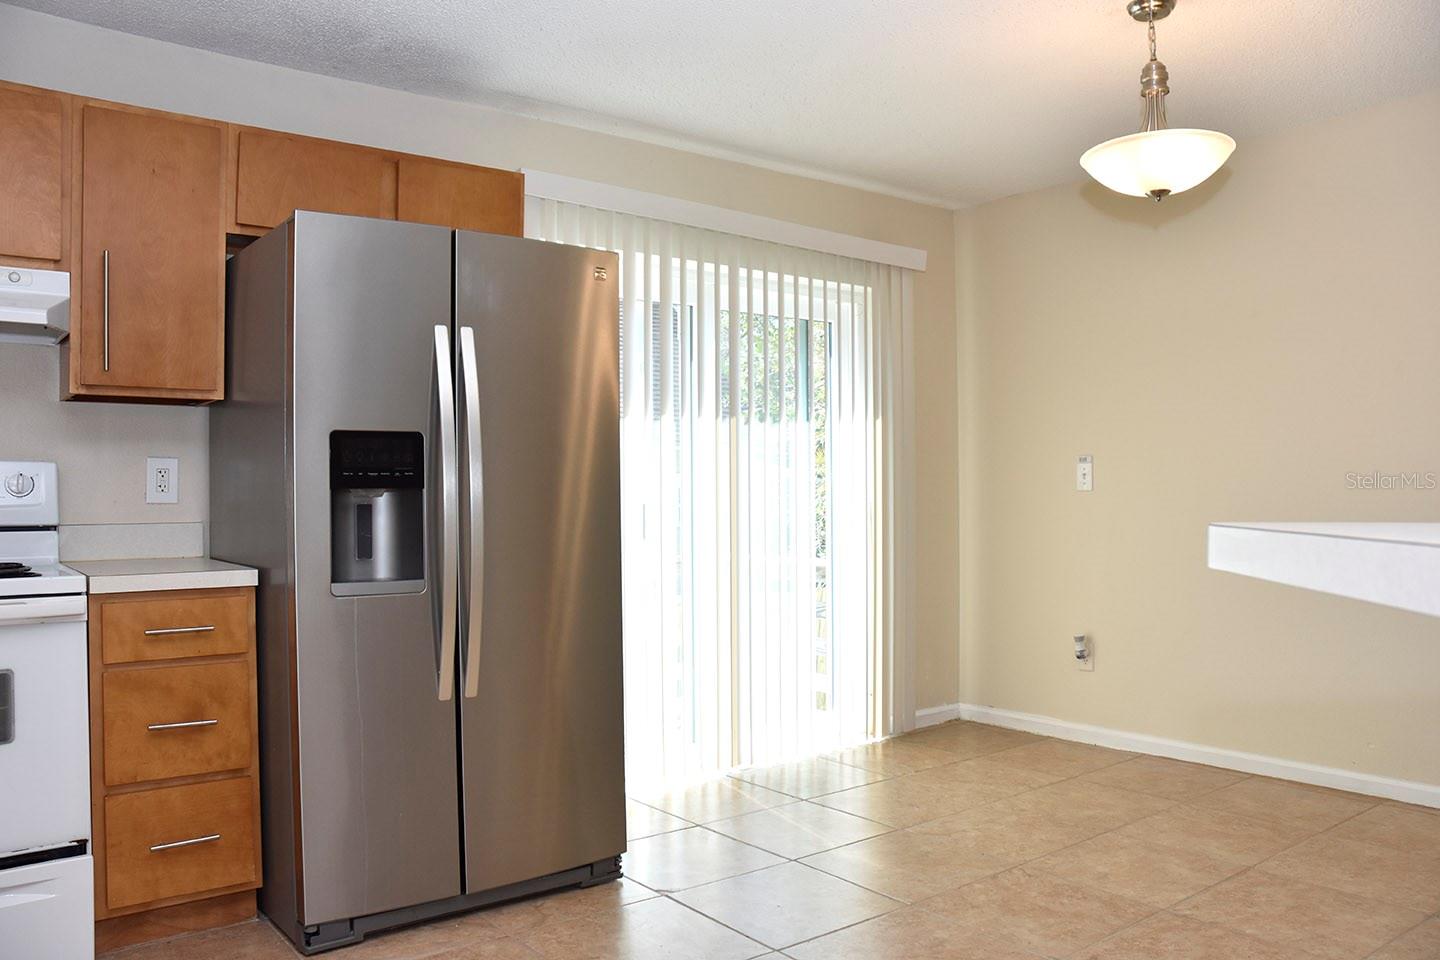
1208,523,1440,618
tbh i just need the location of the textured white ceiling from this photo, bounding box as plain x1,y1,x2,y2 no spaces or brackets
11,0,1440,206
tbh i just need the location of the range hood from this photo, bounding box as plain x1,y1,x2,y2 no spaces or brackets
0,267,70,345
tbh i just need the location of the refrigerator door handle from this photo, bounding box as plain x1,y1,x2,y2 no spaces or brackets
459,326,484,699
434,324,460,701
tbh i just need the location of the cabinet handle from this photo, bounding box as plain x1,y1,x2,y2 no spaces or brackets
149,833,220,852
143,625,216,636
102,249,110,372
147,719,218,731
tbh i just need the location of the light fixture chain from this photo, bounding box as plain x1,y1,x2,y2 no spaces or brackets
1148,15,1157,61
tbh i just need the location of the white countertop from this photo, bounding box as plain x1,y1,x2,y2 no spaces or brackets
1208,522,1440,617
67,557,258,595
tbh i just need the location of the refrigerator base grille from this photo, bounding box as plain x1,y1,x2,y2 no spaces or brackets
297,855,625,955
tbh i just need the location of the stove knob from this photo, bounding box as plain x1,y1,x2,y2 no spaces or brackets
4,473,35,498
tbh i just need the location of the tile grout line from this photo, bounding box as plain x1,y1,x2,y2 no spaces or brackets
654,891,776,957
786,745,1181,913
1007,765,1341,954
1234,796,1436,920
1028,777,1394,956
981,780,1388,947
1361,911,1435,960
637,728,1397,956
636,752,962,952
792,739,1331,952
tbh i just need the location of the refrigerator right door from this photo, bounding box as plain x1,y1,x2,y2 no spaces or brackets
454,232,625,893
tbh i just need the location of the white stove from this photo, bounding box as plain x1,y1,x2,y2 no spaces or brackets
0,460,94,960
0,463,85,599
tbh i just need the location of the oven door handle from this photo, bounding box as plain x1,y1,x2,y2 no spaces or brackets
0,595,87,626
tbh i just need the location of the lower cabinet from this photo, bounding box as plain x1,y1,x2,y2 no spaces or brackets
104,778,258,910
88,586,261,950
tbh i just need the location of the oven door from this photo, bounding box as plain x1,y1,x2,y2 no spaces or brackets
0,594,90,855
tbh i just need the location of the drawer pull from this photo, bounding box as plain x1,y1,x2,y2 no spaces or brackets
147,718,219,731
149,833,221,852
143,625,216,636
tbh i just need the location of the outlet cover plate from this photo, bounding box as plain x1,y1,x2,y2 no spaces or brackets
146,457,179,504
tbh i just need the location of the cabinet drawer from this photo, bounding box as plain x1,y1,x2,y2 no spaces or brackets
103,662,253,785
105,777,258,910
101,592,251,664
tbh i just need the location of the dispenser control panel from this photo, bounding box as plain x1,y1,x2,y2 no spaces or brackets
330,431,424,489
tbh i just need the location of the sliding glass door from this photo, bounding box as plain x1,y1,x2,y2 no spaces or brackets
529,199,916,790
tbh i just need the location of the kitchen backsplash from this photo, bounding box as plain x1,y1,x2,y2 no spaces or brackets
0,343,210,557
58,522,206,561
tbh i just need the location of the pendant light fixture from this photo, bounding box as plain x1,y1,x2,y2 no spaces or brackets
1080,0,1235,201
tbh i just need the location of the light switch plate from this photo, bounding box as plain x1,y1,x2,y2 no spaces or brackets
146,457,179,504
1076,455,1093,492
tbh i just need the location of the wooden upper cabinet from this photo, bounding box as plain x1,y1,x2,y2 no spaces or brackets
0,85,66,264
0,81,525,404
78,104,225,400
397,158,523,236
233,129,396,230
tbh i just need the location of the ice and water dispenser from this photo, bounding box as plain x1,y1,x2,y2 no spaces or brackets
330,431,425,596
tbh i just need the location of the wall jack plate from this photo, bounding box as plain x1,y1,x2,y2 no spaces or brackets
146,457,179,504
1075,634,1094,671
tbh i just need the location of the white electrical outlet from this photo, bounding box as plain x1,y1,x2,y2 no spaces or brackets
146,457,179,504
1076,455,1093,492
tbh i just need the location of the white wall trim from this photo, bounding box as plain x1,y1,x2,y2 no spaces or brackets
915,703,964,728
523,170,929,272
934,703,1440,809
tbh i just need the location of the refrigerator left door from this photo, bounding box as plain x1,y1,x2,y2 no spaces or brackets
288,213,462,925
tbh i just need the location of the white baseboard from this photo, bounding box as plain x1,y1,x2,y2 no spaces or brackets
932,702,1440,810
915,703,963,728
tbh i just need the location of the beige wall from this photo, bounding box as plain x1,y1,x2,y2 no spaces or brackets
0,5,959,709
958,91,1440,784
0,347,208,528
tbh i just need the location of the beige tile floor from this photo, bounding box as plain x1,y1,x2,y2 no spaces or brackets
101,721,1440,960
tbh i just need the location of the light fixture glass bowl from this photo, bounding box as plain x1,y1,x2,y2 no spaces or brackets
1080,128,1236,199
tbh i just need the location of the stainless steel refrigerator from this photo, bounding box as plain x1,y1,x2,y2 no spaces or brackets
211,211,625,954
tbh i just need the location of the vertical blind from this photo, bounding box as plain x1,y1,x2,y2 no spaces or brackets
528,197,916,789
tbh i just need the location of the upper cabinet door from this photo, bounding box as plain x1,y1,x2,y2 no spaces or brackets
397,158,523,237
234,129,396,230
0,85,66,264
79,105,225,399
